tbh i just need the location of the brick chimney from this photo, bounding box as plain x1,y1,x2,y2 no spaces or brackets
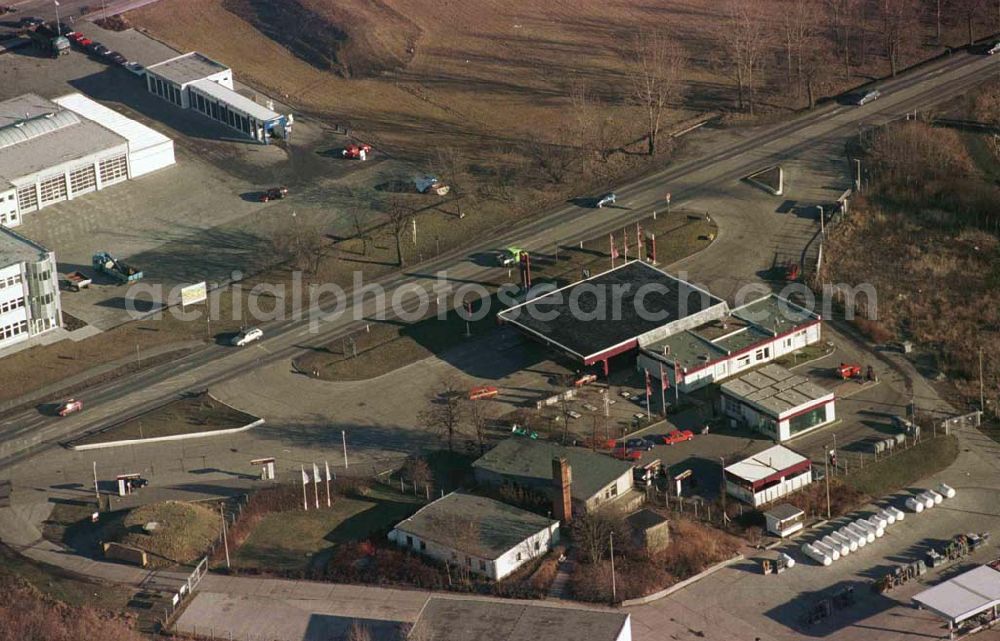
552,456,573,524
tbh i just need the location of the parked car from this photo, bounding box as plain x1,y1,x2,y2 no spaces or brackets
76,37,93,48
0,5,17,14
127,477,149,490
66,31,84,43
624,437,656,451
232,327,263,347
660,429,695,445
107,51,127,65
259,186,288,202
124,61,145,76
596,192,617,208
611,447,642,461
18,16,44,28
57,398,83,416
496,246,525,267
88,42,108,55
988,41,1000,55
855,89,881,106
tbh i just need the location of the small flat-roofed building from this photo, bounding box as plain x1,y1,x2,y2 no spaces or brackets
145,51,291,144
724,444,812,507
720,363,835,441
498,261,728,376
472,439,635,515
913,565,1000,638
409,597,632,641
637,294,822,393
388,492,558,581
0,227,60,353
763,503,805,537
0,93,174,227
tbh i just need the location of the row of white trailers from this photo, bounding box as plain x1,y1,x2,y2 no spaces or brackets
802,484,956,566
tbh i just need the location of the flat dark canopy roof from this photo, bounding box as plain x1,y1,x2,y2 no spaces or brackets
499,261,723,361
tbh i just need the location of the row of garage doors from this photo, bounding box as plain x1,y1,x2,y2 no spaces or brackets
16,155,129,214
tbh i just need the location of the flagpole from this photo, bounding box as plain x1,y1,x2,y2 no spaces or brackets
313,463,320,509
644,369,651,421
301,465,308,510
54,0,61,35
325,461,332,507
660,364,667,417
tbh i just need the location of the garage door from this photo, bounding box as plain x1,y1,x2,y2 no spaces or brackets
69,165,97,196
39,176,67,206
98,155,128,185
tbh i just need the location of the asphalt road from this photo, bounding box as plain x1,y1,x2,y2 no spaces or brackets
1,47,998,471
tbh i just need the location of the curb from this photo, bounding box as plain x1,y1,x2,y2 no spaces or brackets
69,418,264,451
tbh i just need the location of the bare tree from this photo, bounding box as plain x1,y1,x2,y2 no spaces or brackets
351,208,372,256
800,39,832,109
955,0,986,45
719,0,770,115
435,146,465,197
780,0,818,94
420,378,465,452
384,196,411,267
571,510,630,564
465,397,496,455
403,456,432,492
625,30,686,155
881,0,921,76
825,0,856,79
271,218,333,275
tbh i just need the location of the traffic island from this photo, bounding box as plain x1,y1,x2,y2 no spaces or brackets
744,165,784,195
66,391,262,450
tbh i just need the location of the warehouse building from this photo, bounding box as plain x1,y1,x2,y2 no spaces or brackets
0,227,61,353
724,444,813,507
409,597,632,641
637,294,822,392
145,52,292,144
720,363,836,442
388,492,559,581
498,261,728,376
498,261,822,383
0,93,175,228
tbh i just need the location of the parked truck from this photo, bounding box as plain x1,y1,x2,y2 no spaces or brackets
92,252,143,284
62,271,92,291
27,24,69,58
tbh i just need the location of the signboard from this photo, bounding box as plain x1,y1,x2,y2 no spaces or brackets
673,468,693,481
181,281,207,307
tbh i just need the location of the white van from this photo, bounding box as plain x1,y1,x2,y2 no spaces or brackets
232,327,263,346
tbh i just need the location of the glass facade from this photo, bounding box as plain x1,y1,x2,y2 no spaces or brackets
788,406,829,435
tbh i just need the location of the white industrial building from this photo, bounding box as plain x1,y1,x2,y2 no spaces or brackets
388,492,559,581
637,294,822,393
724,445,813,507
145,52,291,144
0,93,175,228
0,227,61,352
720,363,836,442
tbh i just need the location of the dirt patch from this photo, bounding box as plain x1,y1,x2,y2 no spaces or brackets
69,391,259,447
60,311,88,332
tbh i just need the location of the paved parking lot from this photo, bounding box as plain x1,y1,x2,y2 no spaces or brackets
2,21,416,329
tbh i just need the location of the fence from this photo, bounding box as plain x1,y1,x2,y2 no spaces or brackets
157,555,210,632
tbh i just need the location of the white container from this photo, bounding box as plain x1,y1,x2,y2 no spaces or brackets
936,483,956,499
814,540,840,561
832,530,858,552
840,527,865,548
848,522,876,543
905,497,924,513
918,493,935,508
864,517,886,537
779,552,796,569
823,535,850,557
926,490,943,505
802,543,832,566
854,520,881,540
869,513,888,529
878,509,896,526
889,506,905,521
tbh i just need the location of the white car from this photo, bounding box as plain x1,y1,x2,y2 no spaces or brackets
232,327,263,346
855,90,881,106
596,192,617,208
988,41,1000,55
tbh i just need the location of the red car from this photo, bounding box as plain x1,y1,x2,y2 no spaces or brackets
660,429,694,445
66,31,85,43
58,399,83,416
76,37,93,48
259,186,288,202
342,143,371,160
612,447,642,461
